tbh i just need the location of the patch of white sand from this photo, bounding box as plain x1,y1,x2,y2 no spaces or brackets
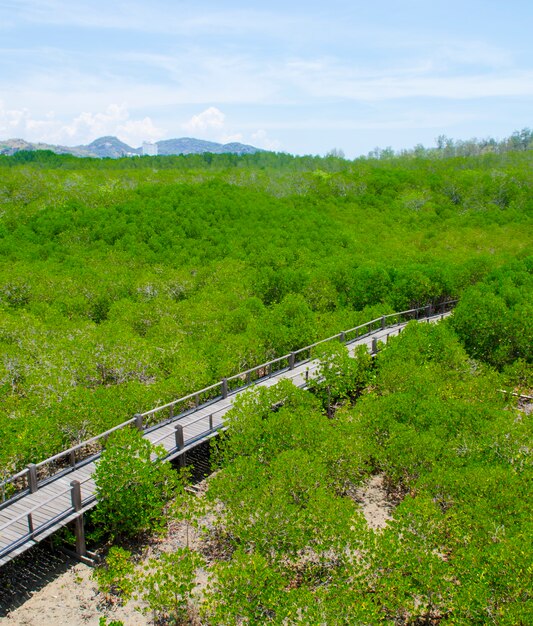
353,473,394,530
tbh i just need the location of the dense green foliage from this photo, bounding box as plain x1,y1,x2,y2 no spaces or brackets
308,342,373,414
202,322,532,624
451,257,533,368
93,428,178,540
0,149,531,476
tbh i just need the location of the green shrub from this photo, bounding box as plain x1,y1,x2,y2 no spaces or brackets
93,428,178,539
93,546,135,602
136,548,204,624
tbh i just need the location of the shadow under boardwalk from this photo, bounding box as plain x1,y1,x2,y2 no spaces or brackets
0,542,75,617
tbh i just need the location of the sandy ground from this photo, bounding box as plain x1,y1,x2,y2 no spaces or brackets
1,474,393,625
1,558,149,626
353,473,394,530
0,514,210,626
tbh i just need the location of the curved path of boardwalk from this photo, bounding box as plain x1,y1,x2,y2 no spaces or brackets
0,303,455,567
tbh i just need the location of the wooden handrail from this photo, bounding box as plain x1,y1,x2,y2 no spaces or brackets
1,467,29,488
139,381,222,418
34,417,137,470
0,474,93,536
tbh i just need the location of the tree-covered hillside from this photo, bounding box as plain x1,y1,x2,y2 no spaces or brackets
0,149,531,475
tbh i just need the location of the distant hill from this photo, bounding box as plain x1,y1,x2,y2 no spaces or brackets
156,137,259,156
0,135,262,158
0,138,92,157
84,136,142,158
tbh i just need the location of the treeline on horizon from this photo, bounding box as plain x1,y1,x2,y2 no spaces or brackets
0,127,531,169
0,144,531,476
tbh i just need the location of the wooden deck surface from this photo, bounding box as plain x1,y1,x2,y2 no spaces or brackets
0,313,448,567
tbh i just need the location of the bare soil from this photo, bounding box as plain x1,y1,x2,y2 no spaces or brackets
352,473,395,530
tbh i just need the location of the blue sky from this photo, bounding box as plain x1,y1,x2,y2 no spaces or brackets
0,0,532,157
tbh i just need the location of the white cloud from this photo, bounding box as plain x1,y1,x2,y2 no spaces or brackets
251,129,281,151
61,104,129,141
0,100,32,138
118,117,162,145
182,107,249,145
183,106,226,136
0,101,163,146
181,108,282,148
61,104,163,145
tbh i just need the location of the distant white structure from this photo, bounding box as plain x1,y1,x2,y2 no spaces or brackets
142,141,158,156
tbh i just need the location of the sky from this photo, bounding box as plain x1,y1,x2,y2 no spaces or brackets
0,0,532,157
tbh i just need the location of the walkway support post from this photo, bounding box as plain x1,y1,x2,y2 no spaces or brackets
372,337,378,354
70,480,86,557
27,464,38,494
27,513,34,537
221,378,228,399
175,424,186,467
381,316,386,330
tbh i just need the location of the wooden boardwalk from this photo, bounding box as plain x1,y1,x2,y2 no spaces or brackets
0,304,455,567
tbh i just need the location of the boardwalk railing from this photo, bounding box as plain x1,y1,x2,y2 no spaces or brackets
0,300,457,506
0,476,95,559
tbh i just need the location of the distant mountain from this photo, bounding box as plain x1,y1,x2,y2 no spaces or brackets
0,138,91,157
0,135,262,158
156,137,260,156
84,136,141,158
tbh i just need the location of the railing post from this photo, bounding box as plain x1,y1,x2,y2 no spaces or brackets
70,480,86,557
221,378,228,399
70,450,76,468
289,352,295,370
27,464,38,494
175,424,184,450
381,316,386,330
27,513,34,537
209,414,213,431
339,331,346,343
372,337,378,354
134,413,143,430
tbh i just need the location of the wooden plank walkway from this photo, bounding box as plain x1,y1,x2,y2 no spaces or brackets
0,306,453,567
